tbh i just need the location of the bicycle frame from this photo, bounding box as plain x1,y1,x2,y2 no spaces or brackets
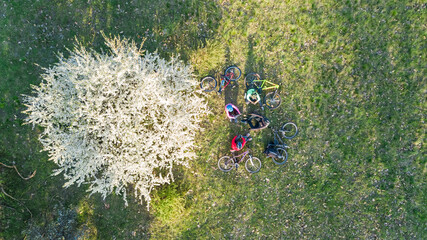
271,128,288,148
252,79,279,91
219,69,239,93
218,75,232,93
232,150,250,164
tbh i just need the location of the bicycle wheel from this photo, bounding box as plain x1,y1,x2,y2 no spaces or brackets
218,156,235,172
245,156,261,173
244,73,260,89
200,76,217,92
280,122,298,139
224,66,241,81
264,92,282,109
271,148,288,165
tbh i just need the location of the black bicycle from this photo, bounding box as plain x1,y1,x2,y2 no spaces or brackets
264,122,298,165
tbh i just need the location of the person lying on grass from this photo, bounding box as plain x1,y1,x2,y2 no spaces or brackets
231,133,252,152
241,113,270,131
245,88,262,108
225,103,241,123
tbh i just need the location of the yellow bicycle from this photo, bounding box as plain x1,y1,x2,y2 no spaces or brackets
244,73,282,109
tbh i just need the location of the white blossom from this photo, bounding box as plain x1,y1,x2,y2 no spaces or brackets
23,35,209,210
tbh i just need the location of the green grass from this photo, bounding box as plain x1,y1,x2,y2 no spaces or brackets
1,0,425,239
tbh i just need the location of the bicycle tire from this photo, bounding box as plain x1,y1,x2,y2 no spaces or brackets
271,147,288,165
218,156,235,172
244,73,260,89
280,122,298,139
245,156,261,173
264,92,282,109
200,76,217,92
224,66,241,81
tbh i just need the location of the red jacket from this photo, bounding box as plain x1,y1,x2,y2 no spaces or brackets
231,135,246,151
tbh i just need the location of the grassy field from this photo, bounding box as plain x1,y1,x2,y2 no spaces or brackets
1,0,425,239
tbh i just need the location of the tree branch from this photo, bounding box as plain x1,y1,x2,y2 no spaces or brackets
0,162,36,180
1,187,33,218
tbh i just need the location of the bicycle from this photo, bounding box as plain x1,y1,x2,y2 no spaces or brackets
200,66,241,94
264,122,298,165
218,150,261,173
244,73,282,109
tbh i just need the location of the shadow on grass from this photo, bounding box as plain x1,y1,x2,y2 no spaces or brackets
244,35,265,75
0,0,222,238
298,1,425,238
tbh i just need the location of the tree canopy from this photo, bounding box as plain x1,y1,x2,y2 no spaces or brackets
23,36,209,209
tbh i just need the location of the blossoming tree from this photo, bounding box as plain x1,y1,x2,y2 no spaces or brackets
23,36,209,209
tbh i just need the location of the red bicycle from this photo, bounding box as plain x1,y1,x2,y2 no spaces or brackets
200,66,241,94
